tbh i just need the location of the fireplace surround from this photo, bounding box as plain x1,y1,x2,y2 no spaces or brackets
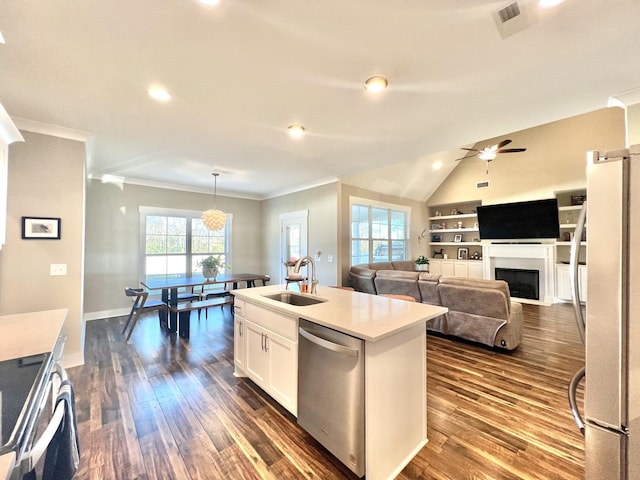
482,243,555,305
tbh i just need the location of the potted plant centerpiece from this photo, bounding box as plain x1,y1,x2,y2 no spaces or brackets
414,255,430,272
198,255,223,280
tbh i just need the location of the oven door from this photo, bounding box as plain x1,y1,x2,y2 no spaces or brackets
9,362,70,480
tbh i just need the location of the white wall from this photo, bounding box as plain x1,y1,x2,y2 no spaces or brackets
84,178,263,318
262,183,340,287
1,132,86,367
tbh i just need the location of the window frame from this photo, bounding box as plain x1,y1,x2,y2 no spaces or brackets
138,206,233,285
349,196,411,266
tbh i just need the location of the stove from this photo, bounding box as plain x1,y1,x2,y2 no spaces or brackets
0,353,51,456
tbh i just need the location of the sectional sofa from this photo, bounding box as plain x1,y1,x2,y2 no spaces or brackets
348,262,523,350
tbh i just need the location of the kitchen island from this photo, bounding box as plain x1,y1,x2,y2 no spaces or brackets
232,285,447,480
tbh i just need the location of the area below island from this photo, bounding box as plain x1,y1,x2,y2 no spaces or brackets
231,285,447,480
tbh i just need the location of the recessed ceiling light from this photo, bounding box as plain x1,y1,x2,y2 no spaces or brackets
148,86,171,102
432,161,443,171
197,0,221,6
364,76,388,93
288,125,305,137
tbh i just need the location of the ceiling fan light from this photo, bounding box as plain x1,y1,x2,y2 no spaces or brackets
364,76,388,93
479,151,496,161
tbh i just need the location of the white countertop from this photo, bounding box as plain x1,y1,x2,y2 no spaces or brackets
0,309,67,480
232,285,447,342
0,308,67,362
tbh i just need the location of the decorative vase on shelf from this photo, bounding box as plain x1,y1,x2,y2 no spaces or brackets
416,264,429,272
203,266,218,281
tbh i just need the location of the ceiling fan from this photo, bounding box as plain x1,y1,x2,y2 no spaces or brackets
455,139,527,173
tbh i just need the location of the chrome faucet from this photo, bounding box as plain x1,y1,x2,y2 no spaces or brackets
294,255,318,294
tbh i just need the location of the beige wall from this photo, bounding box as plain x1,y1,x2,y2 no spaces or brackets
262,182,340,287
427,107,626,207
84,179,263,317
338,184,429,285
1,132,85,366
628,103,640,146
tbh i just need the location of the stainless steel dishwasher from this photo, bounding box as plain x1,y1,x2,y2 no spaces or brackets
297,318,365,478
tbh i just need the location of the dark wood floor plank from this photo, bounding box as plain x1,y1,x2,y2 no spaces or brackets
69,302,585,479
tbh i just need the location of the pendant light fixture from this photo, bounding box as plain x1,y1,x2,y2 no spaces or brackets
201,173,227,231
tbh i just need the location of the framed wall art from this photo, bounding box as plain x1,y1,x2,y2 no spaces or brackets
22,216,61,240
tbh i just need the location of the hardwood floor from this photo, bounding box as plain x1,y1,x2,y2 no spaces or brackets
68,302,585,479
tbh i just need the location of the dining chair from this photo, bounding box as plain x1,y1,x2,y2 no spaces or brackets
122,287,167,341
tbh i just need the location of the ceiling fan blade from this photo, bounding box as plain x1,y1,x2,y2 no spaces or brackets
460,147,480,152
497,139,512,148
455,153,478,161
497,148,527,153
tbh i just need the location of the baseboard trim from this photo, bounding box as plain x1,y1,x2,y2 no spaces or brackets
85,308,129,321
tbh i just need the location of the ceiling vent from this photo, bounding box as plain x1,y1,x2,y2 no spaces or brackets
493,1,531,39
498,2,521,23
476,180,490,189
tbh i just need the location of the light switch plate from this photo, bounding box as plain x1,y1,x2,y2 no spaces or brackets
50,264,67,276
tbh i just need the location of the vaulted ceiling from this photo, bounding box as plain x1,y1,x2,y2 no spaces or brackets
1,1,639,200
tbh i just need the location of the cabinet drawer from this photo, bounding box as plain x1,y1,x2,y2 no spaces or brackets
245,302,297,340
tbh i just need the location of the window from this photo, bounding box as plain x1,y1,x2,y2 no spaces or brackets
139,206,232,283
350,197,410,265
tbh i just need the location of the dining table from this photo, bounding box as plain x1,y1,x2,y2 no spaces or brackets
141,273,270,338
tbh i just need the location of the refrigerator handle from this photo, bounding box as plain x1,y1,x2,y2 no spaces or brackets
569,201,586,344
568,366,586,435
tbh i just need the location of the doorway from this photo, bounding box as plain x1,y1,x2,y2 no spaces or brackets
280,210,308,283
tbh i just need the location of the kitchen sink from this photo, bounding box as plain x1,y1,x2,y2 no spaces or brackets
263,292,327,306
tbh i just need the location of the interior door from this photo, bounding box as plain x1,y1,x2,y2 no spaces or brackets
280,210,308,283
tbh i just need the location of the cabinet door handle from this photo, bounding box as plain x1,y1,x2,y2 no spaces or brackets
239,321,243,336
264,334,269,352
261,332,265,351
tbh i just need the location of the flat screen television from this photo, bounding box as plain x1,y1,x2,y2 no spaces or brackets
477,198,560,240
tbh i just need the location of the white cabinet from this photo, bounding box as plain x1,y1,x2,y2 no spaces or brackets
468,261,484,279
429,259,484,279
454,261,468,277
441,259,454,276
237,302,298,415
233,300,246,373
556,264,587,302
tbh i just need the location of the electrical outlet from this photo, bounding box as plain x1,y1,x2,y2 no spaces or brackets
50,264,67,276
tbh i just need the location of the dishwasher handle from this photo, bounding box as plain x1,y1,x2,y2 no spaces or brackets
299,327,359,357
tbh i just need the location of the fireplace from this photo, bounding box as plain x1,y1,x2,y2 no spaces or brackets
495,267,540,301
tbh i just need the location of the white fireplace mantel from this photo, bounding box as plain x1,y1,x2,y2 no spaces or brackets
482,242,556,305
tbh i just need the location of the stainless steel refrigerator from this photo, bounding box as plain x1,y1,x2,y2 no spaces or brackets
568,145,640,479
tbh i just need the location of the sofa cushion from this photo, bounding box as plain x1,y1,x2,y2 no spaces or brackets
370,262,394,271
391,260,416,271
417,273,441,305
438,277,511,320
374,270,421,301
